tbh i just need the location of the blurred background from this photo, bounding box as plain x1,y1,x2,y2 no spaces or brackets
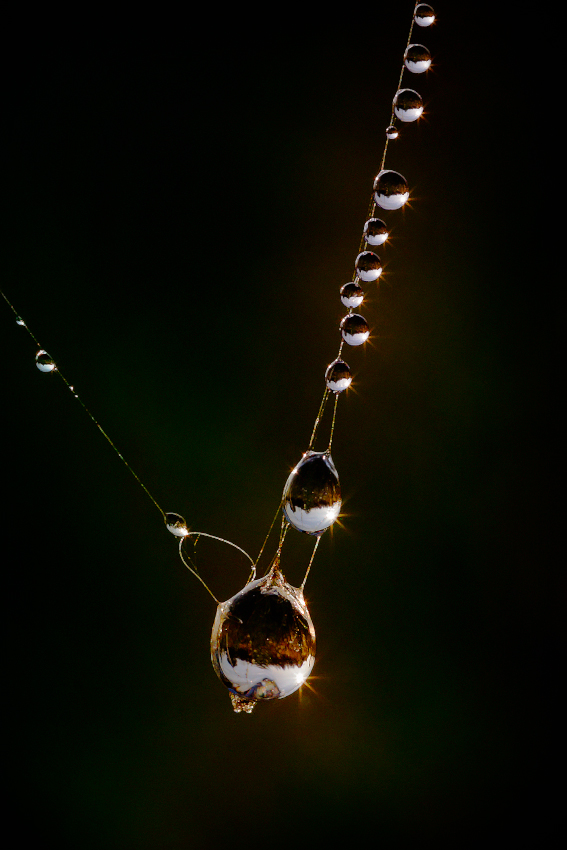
2,5,558,847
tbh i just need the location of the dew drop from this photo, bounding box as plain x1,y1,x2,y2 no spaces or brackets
393,88,424,122
386,125,399,140
340,313,370,346
404,43,432,73
340,281,364,309
414,3,435,26
373,170,409,211
211,564,316,713
165,512,189,537
35,350,56,372
16,316,26,326
325,358,352,393
355,250,382,281
363,218,389,246
283,450,341,535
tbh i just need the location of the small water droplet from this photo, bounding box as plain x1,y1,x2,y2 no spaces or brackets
283,450,341,534
165,512,189,537
363,218,389,246
325,358,352,393
340,313,370,346
35,350,56,372
386,125,399,139
414,3,435,26
404,43,432,73
16,316,26,326
211,564,316,713
393,88,423,122
340,281,364,309
355,251,382,282
374,170,409,211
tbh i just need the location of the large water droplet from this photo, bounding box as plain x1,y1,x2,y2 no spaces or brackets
363,218,389,246
211,564,316,713
386,125,399,140
355,250,382,281
393,88,424,122
283,450,341,534
340,281,364,309
414,3,435,26
325,358,352,393
404,43,432,73
35,350,56,372
340,313,370,346
373,170,409,211
165,512,189,537
16,316,26,326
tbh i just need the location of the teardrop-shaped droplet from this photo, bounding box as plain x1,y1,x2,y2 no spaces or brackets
325,358,352,393
340,313,370,346
414,3,435,26
165,512,189,537
404,43,432,73
355,250,382,281
16,316,26,326
211,564,316,713
35,350,56,372
386,125,399,139
373,170,409,211
393,88,423,122
283,450,341,534
363,218,389,246
340,281,364,309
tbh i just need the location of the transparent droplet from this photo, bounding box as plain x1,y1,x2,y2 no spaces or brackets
414,3,435,26
355,250,382,281
404,43,432,73
386,125,399,140
35,349,56,372
393,88,423,122
340,281,364,309
283,450,341,535
16,316,26,326
363,218,389,246
211,564,316,713
373,170,409,211
325,358,352,393
340,313,370,346
165,512,189,537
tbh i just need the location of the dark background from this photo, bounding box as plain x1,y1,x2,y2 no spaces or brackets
2,6,559,847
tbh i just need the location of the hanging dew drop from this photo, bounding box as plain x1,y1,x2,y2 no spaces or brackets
374,170,409,211
325,358,352,393
283,450,341,534
16,316,26,326
393,89,424,122
340,313,370,346
35,349,56,372
414,3,435,26
210,563,316,713
363,218,389,246
340,281,364,309
386,125,399,139
165,512,189,537
404,43,432,73
355,251,382,281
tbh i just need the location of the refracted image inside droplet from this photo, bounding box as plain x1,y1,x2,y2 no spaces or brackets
325,358,352,393
340,281,364,309
386,125,399,139
393,88,424,122
35,349,56,372
283,450,341,534
404,43,432,73
355,250,382,281
211,564,316,713
414,3,435,26
340,312,369,346
364,218,389,246
165,512,189,537
374,170,409,211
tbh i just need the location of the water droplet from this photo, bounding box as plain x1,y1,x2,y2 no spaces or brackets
363,218,389,246
373,170,409,211
283,450,341,534
16,316,26,326
340,281,364,309
340,313,370,346
35,350,56,372
355,250,382,281
325,358,352,393
414,3,435,26
386,125,399,140
404,43,432,73
165,512,189,537
211,564,316,713
393,88,423,122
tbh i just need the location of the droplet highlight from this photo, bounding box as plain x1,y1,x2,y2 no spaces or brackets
355,251,382,281
340,281,364,309
211,564,316,713
373,170,409,211
16,316,26,326
283,450,341,535
165,512,189,537
363,218,389,246
35,350,56,372
404,44,432,73
414,3,435,26
325,358,352,393
340,313,370,346
393,89,424,122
